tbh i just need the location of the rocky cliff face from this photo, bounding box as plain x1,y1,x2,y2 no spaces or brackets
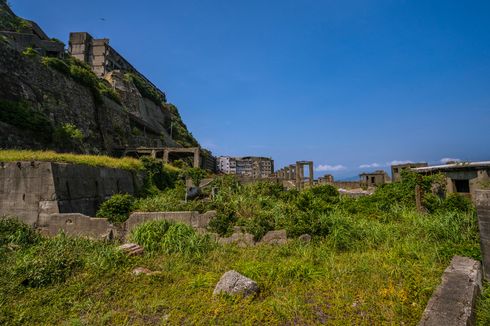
0,39,196,153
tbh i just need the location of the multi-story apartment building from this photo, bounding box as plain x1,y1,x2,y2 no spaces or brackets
217,156,274,178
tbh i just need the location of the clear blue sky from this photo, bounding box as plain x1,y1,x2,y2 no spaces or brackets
11,0,490,179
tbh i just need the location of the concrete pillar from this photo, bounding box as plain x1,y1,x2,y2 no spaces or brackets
151,150,157,159
295,163,301,190
162,149,169,164
308,162,314,187
193,148,200,168
289,164,296,181
284,167,290,180
476,190,490,281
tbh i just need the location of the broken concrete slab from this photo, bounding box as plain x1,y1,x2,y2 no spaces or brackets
218,232,255,247
118,243,144,256
419,255,482,326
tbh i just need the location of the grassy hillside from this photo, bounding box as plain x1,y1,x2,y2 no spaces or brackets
0,170,483,325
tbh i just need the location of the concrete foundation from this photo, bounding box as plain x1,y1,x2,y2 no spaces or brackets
0,161,142,226
419,256,482,326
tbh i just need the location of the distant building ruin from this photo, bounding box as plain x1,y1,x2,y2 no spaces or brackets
391,162,428,182
68,31,166,102
217,156,274,178
276,161,314,190
318,174,334,184
0,3,64,57
359,170,390,188
412,161,490,200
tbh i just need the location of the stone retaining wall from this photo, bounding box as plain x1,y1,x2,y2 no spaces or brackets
0,161,142,226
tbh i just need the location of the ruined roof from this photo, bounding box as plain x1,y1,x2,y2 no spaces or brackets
412,161,490,173
359,170,387,176
391,162,428,168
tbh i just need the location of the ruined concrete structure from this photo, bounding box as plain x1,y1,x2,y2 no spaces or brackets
317,174,334,184
120,146,216,171
359,170,389,188
0,161,142,227
217,156,274,178
391,162,428,182
0,3,64,57
276,161,314,190
412,161,490,200
476,190,490,281
68,32,166,102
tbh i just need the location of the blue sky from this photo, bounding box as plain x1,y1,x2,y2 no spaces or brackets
11,0,490,179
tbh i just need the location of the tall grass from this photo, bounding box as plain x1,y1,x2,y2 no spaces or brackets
0,150,143,170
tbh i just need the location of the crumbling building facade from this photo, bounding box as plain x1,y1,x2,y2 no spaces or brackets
217,156,274,178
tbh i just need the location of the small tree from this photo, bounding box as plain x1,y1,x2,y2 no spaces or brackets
184,167,206,187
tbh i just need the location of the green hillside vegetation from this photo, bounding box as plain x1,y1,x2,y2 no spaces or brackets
0,167,484,325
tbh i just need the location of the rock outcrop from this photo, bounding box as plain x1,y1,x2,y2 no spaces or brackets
213,270,259,297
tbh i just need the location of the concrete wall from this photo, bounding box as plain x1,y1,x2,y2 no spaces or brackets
444,169,490,200
0,161,141,226
419,256,482,326
476,189,490,281
38,213,114,239
126,210,216,232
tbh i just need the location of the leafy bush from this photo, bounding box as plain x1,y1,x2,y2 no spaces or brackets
14,234,84,287
96,194,135,223
53,123,84,150
42,56,70,74
0,217,39,249
208,212,236,236
442,193,474,212
130,220,214,256
21,47,38,57
0,100,53,142
141,157,180,192
184,167,206,187
125,73,165,105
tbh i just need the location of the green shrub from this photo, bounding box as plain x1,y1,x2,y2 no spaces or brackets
53,123,84,150
21,47,38,57
477,282,490,326
14,234,84,287
442,193,474,212
96,194,135,223
208,212,236,236
130,220,214,256
0,100,53,142
41,56,70,75
184,167,206,187
125,73,165,105
0,217,39,249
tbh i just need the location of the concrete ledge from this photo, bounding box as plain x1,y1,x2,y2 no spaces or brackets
125,210,216,232
38,213,114,240
476,189,490,281
419,256,482,326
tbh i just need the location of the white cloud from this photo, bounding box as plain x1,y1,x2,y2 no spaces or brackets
315,164,346,172
388,160,413,166
440,157,461,164
359,163,380,169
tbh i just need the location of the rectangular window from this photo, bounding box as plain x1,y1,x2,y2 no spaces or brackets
454,179,470,193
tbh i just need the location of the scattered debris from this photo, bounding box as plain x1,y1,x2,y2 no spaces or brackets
118,243,144,256
218,232,255,247
213,270,259,297
298,234,312,243
259,229,287,245
132,267,160,276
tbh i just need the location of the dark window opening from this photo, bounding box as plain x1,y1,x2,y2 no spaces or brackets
454,179,470,193
393,168,398,173
371,177,375,183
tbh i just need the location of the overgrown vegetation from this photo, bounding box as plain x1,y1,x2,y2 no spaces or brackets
0,150,143,170
42,56,121,104
477,282,490,326
96,194,136,223
124,73,165,106
0,170,483,324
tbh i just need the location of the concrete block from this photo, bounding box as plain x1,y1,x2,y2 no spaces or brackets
39,213,114,239
419,256,482,326
476,189,490,281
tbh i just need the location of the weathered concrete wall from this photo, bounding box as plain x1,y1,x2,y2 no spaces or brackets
38,213,114,239
419,256,482,326
0,161,141,226
476,189,490,281
126,210,216,232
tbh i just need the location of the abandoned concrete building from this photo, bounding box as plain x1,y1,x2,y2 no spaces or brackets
68,32,166,102
217,156,274,178
360,170,390,188
412,161,490,200
119,147,216,172
0,4,64,57
276,161,314,190
391,162,428,182
317,174,334,184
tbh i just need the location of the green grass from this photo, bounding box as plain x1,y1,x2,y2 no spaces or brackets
477,282,490,326
0,150,143,171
